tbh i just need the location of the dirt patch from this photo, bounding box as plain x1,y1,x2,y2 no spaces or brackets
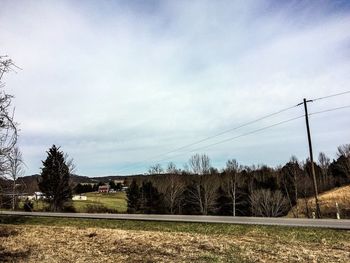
0,224,349,262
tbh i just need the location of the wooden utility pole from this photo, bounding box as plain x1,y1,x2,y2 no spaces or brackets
302,98,321,218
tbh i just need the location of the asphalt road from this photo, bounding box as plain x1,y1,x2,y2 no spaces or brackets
1,211,350,229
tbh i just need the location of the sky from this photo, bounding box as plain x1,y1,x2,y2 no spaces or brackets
1,0,350,176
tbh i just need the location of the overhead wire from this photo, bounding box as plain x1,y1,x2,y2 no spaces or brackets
153,115,305,165
309,105,350,116
116,91,350,174
131,104,350,174
115,103,300,173
312,90,350,102
148,104,300,159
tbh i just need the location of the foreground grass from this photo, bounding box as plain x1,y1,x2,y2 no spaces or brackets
1,215,349,244
1,215,350,262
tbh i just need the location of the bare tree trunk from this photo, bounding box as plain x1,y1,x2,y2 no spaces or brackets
233,173,236,217
225,159,240,217
282,177,295,218
294,172,299,218
12,179,16,210
304,198,310,218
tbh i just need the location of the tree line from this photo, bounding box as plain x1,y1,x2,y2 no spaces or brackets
74,181,123,194
127,146,350,217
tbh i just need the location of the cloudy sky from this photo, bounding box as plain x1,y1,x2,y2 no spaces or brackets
1,0,350,176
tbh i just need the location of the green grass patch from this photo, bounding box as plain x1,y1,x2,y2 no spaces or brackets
17,192,127,213
1,215,349,244
72,192,127,213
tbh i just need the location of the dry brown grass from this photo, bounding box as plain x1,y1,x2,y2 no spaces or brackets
1,224,350,262
288,185,350,218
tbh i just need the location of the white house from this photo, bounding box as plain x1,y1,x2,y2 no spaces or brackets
72,195,87,201
34,192,45,200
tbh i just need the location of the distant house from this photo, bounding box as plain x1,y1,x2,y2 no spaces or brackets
72,195,87,201
34,192,45,200
113,179,124,185
98,185,110,193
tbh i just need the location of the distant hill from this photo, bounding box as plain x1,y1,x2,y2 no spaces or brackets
15,174,97,193
90,174,143,183
7,173,142,194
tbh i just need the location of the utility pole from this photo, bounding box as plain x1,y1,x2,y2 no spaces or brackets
302,98,321,218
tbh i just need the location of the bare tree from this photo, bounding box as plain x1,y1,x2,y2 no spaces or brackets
250,189,288,217
188,174,218,215
318,152,331,190
157,173,186,214
189,154,210,175
64,153,76,175
152,163,184,214
187,154,217,214
337,144,350,158
0,56,18,175
7,147,25,210
281,156,302,218
148,163,163,175
224,159,241,216
166,162,178,174
189,154,201,174
336,144,350,179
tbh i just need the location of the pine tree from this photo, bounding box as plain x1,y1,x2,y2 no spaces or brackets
215,186,231,216
38,145,72,212
139,181,165,214
126,179,140,213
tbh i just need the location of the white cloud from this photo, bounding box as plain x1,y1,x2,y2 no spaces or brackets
1,0,350,175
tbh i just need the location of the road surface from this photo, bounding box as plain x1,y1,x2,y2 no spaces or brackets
1,211,350,229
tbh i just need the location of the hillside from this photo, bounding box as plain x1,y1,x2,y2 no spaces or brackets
14,174,98,194
8,174,137,194
288,185,350,219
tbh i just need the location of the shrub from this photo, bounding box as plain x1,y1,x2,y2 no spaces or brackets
23,199,34,212
62,203,76,213
85,204,117,214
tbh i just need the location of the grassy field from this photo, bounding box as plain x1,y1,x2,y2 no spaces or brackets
24,192,127,213
73,192,127,213
1,215,350,262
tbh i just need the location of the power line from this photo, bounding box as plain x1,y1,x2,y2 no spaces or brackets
149,91,350,162
312,90,350,102
116,91,350,174
309,105,350,116
149,104,300,159
115,104,299,173
170,104,350,160
126,104,350,174
123,115,305,174
154,115,305,165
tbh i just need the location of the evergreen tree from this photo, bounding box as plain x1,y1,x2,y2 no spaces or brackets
109,180,116,190
116,182,123,191
74,183,94,194
126,179,140,213
215,186,231,216
139,181,165,214
38,145,72,212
